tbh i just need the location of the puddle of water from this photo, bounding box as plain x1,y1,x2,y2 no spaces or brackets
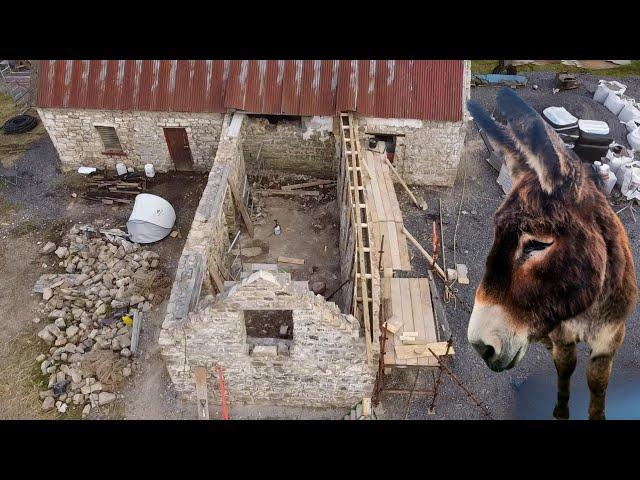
514,372,640,420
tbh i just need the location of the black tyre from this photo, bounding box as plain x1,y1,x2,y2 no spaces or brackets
3,114,38,134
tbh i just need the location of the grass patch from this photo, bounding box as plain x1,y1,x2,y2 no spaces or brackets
471,60,640,78
0,92,46,168
11,221,39,237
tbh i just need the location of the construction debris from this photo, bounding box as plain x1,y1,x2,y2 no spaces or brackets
277,256,305,265
456,264,469,285
281,179,335,190
83,173,147,205
34,222,161,416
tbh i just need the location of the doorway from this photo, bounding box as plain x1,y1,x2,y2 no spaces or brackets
163,127,194,171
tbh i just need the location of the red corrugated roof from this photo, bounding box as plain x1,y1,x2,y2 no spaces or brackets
38,60,464,121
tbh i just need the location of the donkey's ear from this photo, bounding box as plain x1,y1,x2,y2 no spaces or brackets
467,100,529,181
497,87,573,194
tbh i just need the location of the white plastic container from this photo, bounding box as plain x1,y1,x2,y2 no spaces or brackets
144,163,156,178
578,119,610,135
593,80,627,103
598,164,617,195
77,166,96,175
618,103,640,123
116,162,127,176
621,162,640,200
628,128,640,151
606,146,635,178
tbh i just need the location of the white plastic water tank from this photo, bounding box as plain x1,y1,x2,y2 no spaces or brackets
126,193,176,244
593,80,627,103
144,163,156,178
116,162,127,176
618,103,640,123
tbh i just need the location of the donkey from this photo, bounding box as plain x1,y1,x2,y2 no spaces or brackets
466,88,637,420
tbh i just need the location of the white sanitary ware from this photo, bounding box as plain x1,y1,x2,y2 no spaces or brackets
126,193,176,244
542,107,578,126
116,162,128,176
578,119,610,135
593,80,627,103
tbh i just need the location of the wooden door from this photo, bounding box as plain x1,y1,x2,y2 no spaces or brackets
163,127,194,171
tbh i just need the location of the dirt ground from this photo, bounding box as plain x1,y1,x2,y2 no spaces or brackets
239,191,341,299
0,134,207,419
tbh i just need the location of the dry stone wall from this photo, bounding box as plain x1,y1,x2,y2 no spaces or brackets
159,270,376,408
240,115,339,176
36,108,224,172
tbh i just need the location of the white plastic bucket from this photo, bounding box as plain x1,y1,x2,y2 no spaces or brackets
594,80,627,103
116,163,127,176
144,163,156,178
618,103,640,123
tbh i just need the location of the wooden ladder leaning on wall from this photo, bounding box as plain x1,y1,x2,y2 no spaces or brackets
340,112,374,365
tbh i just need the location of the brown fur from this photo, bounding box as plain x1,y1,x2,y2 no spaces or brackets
468,91,637,419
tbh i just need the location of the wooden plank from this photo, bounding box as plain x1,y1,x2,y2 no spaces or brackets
253,189,320,197
383,156,426,210
385,221,402,270
419,278,438,343
402,226,447,281
130,308,142,355
208,260,225,294
381,161,404,223
194,366,210,420
410,279,429,366
228,178,254,238
395,342,455,360
277,256,305,265
281,180,334,190
399,279,416,366
396,222,411,270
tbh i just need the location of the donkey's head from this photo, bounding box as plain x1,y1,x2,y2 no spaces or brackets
467,88,608,372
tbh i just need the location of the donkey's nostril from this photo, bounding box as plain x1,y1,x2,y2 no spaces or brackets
473,342,495,361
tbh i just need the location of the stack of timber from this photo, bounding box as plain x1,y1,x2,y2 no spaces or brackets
82,173,147,206
381,277,454,367
363,150,411,272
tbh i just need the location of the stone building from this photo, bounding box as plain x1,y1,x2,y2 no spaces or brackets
36,60,470,186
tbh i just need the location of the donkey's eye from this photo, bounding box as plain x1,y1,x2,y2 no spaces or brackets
523,239,553,256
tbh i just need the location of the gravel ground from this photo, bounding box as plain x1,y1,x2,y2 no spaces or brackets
378,71,640,420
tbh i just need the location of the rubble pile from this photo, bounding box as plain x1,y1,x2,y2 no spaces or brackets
34,223,160,417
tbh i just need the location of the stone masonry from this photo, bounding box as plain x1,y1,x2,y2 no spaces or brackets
241,115,339,176
36,108,225,172
162,113,246,332
159,269,376,408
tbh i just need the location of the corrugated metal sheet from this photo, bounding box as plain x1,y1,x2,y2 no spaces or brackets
38,60,464,121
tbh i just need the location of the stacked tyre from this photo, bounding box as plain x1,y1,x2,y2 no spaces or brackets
2,115,38,134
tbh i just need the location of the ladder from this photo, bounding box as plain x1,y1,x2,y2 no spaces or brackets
340,112,374,365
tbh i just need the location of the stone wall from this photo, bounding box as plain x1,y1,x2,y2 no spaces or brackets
357,61,471,187
159,269,376,408
240,115,339,176
36,107,224,173
162,113,246,331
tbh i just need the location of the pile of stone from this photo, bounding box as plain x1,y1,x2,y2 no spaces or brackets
34,223,160,417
